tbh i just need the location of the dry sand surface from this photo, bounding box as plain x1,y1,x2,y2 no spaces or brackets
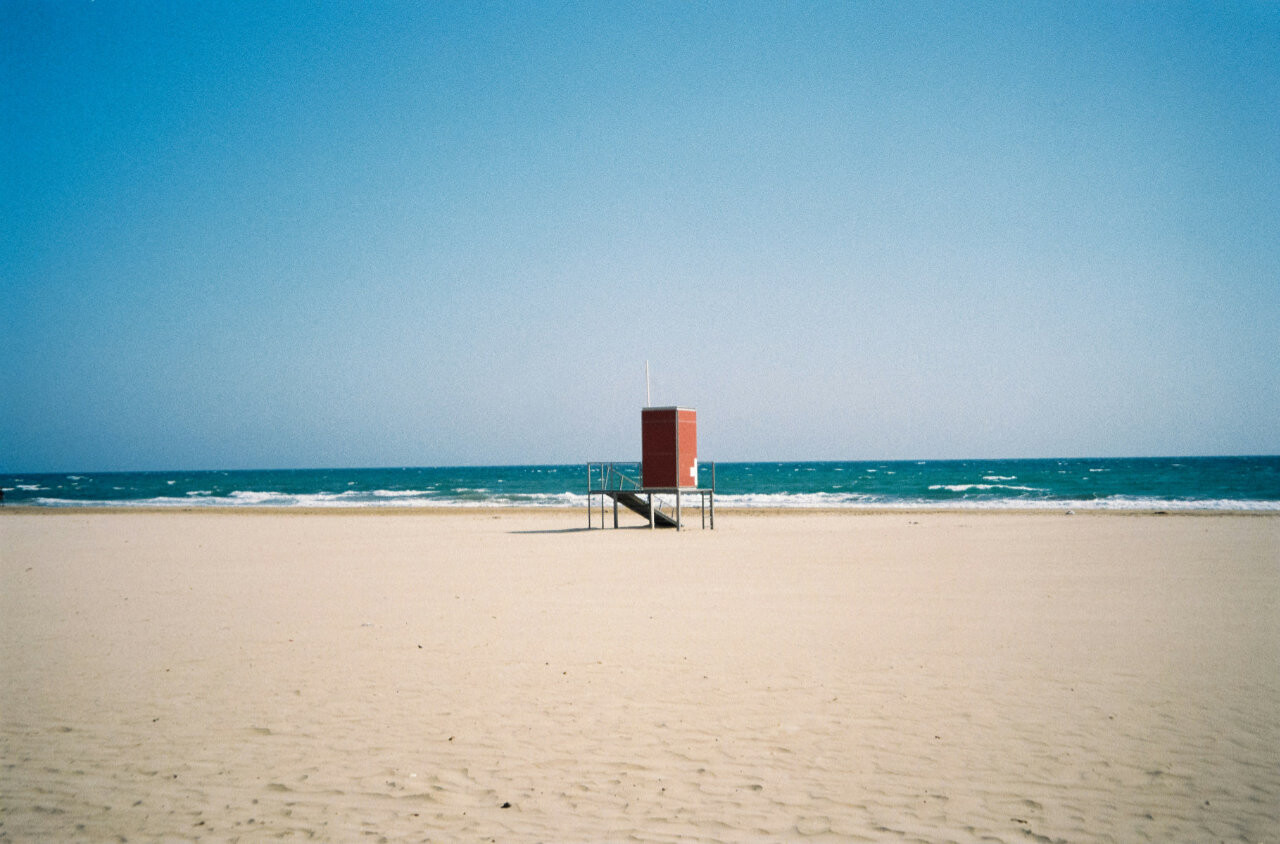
2,509,1277,843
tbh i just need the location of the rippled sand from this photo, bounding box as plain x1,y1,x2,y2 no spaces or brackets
2,510,1277,842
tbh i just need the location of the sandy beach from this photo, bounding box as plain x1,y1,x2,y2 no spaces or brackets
1,509,1277,842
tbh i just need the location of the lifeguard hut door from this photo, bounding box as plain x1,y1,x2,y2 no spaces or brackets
641,407,698,488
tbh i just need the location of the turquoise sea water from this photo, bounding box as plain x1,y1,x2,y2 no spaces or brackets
3,457,1278,510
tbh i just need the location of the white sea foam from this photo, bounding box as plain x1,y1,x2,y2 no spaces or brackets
228,491,286,505
23,489,596,509
22,492,1280,512
19,483,1280,513
17,484,44,491
710,492,879,508
503,492,584,506
710,494,1280,512
928,484,1041,493
983,475,1017,481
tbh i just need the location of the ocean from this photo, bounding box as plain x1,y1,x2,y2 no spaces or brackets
3,456,1279,511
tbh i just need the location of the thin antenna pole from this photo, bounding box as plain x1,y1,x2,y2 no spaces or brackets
645,360,651,408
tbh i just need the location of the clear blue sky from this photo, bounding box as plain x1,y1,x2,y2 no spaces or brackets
3,1,1278,471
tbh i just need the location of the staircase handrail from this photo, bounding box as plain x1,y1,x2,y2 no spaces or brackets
603,463,644,491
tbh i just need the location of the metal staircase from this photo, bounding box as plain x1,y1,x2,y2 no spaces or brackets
594,464,679,528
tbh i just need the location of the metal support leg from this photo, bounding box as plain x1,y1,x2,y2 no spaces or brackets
648,494,654,530
613,495,618,529
676,488,682,531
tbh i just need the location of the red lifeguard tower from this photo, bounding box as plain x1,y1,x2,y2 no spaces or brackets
641,406,698,489
587,405,714,530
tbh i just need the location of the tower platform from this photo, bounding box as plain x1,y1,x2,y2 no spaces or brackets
586,463,715,530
